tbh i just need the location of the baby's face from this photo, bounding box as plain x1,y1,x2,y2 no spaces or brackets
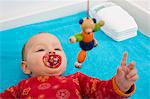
23,33,67,76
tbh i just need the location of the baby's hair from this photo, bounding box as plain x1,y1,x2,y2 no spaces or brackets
22,43,26,61
21,32,50,61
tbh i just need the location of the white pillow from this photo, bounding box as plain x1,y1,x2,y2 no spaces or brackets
90,2,138,41
96,5,138,33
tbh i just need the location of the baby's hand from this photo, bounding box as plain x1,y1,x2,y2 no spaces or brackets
114,52,138,93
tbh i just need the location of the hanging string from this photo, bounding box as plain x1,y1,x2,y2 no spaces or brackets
87,0,89,17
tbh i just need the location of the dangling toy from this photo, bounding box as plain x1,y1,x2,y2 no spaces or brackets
69,0,104,68
69,17,104,68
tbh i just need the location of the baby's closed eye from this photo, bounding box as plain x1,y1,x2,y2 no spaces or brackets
36,48,45,52
54,48,62,51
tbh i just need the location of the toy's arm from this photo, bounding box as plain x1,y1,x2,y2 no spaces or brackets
69,33,83,43
94,20,105,32
74,72,135,98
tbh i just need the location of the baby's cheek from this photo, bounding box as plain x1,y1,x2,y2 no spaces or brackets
61,53,67,67
27,55,45,74
27,54,44,67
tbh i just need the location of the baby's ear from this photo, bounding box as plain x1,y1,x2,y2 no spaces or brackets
21,61,31,74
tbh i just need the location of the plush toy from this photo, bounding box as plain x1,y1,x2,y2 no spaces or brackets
69,17,104,68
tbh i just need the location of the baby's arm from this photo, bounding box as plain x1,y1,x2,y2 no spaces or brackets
114,52,138,93
74,52,137,98
0,86,19,98
0,79,25,98
74,72,135,98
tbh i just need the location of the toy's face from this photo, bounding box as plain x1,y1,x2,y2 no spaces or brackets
23,33,67,76
79,18,96,34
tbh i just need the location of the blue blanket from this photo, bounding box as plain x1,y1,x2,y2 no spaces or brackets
0,11,150,99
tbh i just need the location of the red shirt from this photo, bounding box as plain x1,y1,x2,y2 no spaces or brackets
0,72,135,99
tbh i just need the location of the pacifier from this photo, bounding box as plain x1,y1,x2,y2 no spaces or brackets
43,52,62,68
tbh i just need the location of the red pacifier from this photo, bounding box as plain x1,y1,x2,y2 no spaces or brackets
43,52,62,68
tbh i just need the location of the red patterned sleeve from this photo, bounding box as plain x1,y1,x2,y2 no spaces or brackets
0,79,25,98
74,72,135,99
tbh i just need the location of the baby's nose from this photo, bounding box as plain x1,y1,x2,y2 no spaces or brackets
49,51,56,54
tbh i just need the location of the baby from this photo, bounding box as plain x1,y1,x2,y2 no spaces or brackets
0,33,138,99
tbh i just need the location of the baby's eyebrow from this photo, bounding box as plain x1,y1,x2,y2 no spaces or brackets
52,42,61,46
29,43,45,49
32,43,42,47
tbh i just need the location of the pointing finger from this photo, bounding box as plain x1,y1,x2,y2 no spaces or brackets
120,52,128,67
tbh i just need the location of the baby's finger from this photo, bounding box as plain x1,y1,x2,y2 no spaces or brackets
116,66,124,77
127,61,135,70
120,52,128,67
128,74,138,82
126,69,137,79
